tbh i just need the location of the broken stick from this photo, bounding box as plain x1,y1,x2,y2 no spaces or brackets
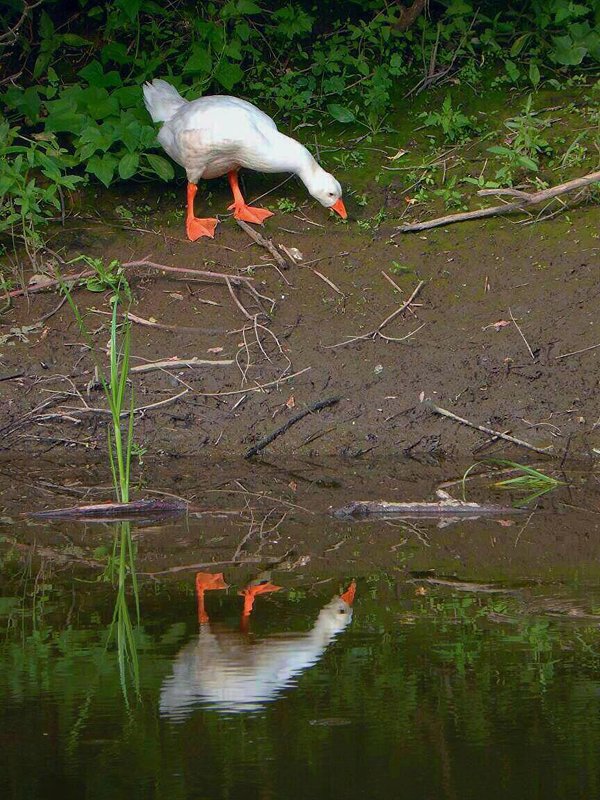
236,219,292,269
395,169,600,233
130,357,233,374
245,395,341,458
427,401,553,455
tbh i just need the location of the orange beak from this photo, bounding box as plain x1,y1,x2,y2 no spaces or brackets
339,580,356,606
330,198,347,219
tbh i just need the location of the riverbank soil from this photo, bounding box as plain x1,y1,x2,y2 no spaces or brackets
1,184,598,466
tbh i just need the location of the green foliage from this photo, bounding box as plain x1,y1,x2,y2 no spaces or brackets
487,95,553,177
419,94,479,142
0,0,598,252
0,123,83,245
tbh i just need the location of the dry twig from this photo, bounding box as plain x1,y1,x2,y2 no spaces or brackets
428,401,553,455
327,280,425,348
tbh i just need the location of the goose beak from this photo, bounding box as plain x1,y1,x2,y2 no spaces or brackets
339,580,356,606
330,198,347,219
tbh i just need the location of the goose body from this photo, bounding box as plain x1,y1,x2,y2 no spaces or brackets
143,79,346,240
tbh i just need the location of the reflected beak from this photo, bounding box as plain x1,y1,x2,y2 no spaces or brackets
330,198,347,219
339,580,356,606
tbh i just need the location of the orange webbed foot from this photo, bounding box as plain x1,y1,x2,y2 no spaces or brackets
186,216,219,241
228,202,274,225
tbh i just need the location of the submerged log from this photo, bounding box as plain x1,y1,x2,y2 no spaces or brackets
29,498,187,522
332,489,524,519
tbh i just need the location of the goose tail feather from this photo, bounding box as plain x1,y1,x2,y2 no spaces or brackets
143,79,187,123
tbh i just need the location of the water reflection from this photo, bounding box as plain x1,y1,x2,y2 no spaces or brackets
160,572,356,718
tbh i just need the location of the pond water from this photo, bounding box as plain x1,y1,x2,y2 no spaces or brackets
2,503,600,800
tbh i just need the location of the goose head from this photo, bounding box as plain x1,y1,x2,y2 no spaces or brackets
305,167,347,218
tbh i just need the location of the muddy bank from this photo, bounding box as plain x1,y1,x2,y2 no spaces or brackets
1,188,599,463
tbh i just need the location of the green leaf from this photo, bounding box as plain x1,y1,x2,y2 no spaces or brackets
86,153,118,187
118,152,139,180
327,104,355,123
144,153,174,181
44,110,86,135
78,61,122,88
550,35,587,65
529,62,540,87
215,59,244,91
101,42,130,65
510,33,531,57
114,0,142,22
61,33,91,46
183,45,212,75
77,86,120,120
39,11,55,40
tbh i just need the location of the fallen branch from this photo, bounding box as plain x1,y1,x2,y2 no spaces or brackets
395,170,600,233
29,498,187,521
245,395,342,458
236,220,291,270
130,357,233,374
333,490,524,519
428,401,553,455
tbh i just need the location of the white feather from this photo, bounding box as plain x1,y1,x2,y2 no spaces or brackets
143,78,343,207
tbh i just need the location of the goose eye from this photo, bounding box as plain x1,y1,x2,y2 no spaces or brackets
328,192,334,197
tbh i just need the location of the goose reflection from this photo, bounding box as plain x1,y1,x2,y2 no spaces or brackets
159,572,356,718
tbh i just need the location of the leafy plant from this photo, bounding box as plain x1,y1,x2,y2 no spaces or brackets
491,459,563,504
488,96,553,174
419,94,479,143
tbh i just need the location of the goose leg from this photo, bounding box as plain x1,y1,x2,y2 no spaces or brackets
186,183,219,241
195,571,228,624
227,170,274,225
238,581,282,622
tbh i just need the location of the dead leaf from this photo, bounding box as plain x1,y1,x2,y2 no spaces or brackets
415,586,427,596
207,346,224,354
288,481,297,492
286,396,295,409
388,149,408,160
497,519,515,527
483,320,511,331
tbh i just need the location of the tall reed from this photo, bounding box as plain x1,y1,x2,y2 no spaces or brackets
59,264,140,699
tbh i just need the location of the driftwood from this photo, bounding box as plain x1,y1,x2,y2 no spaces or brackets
245,395,341,458
29,498,188,522
395,170,600,233
332,489,524,519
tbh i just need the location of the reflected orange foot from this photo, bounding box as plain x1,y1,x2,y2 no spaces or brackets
238,582,282,616
186,216,218,241
228,202,274,225
196,572,229,592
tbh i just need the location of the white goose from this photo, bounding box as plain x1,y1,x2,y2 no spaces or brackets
142,79,347,241
159,575,356,717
